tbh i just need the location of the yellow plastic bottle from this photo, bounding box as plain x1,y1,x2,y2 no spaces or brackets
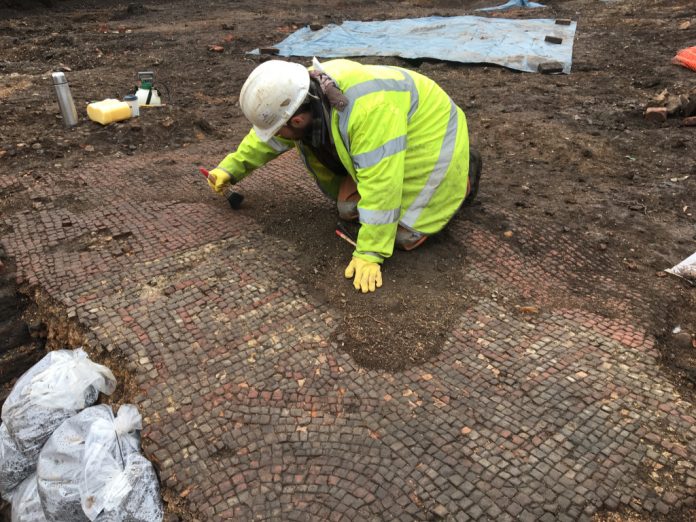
86,99,132,125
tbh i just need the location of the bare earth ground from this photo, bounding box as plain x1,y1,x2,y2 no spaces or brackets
0,0,695,520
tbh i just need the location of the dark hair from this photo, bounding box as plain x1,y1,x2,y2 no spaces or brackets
292,81,319,117
292,101,311,117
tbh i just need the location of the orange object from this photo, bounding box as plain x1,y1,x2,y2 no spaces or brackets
672,46,696,72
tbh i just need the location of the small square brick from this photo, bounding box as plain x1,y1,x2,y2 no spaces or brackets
518,510,538,522
467,504,483,519
487,504,502,518
507,502,523,517
645,107,667,123
431,504,448,518
663,492,679,505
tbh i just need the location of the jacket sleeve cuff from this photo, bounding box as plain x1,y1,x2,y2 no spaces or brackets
352,251,384,264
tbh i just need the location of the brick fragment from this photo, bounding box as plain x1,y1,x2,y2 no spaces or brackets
545,35,563,44
538,62,564,74
644,107,667,123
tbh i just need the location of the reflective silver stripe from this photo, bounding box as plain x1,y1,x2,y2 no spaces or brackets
385,67,419,121
358,206,401,225
266,137,291,153
400,99,459,229
361,252,384,260
338,72,419,153
352,135,407,170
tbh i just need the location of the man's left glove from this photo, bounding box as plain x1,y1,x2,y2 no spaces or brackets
344,257,382,293
207,167,231,194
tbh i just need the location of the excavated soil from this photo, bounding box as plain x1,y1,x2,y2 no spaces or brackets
1,0,695,519
3,0,692,379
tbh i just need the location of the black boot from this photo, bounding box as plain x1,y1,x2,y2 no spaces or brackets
463,147,482,207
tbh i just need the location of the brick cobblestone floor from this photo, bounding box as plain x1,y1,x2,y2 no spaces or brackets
2,142,695,520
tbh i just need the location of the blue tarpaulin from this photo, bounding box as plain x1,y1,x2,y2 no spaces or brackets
476,0,544,12
250,16,577,74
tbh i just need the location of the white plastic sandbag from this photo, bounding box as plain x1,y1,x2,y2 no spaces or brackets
37,405,128,522
1,348,116,460
10,473,47,522
0,423,34,501
87,405,162,522
666,250,696,283
90,453,163,522
37,404,162,522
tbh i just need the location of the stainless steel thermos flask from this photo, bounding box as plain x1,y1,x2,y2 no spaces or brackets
52,72,78,127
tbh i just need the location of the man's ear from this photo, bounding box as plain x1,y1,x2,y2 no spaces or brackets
289,114,305,128
291,111,313,128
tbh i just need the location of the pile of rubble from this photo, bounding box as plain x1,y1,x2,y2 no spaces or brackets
644,87,696,126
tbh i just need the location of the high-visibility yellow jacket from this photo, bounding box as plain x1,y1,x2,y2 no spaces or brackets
215,59,470,264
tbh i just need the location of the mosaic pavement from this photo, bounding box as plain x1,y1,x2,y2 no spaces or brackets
2,142,694,520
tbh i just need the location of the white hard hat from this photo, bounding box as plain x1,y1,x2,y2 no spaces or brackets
239,60,310,142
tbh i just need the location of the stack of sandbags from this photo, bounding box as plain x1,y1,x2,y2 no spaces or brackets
37,404,163,522
1,348,163,521
0,348,116,501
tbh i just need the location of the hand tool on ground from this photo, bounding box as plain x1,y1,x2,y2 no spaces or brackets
198,167,244,210
335,229,357,247
335,223,357,247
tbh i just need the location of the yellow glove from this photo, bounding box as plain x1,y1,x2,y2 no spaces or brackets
344,257,382,293
207,167,231,194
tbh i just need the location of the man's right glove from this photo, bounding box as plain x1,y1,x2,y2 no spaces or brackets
344,257,383,293
207,167,231,194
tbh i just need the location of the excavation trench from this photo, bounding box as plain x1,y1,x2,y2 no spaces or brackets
0,265,188,520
